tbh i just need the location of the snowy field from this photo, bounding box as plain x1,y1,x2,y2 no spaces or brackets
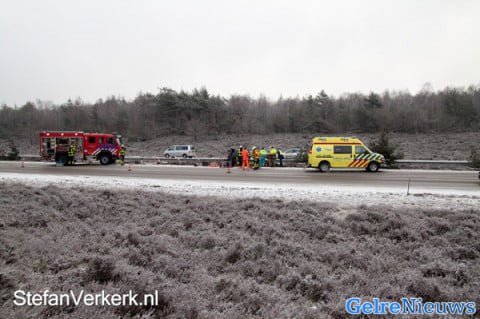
1,180,479,318
1,165,479,318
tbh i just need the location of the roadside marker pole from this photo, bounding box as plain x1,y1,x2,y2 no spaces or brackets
407,178,411,195
21,160,24,168
227,162,231,174
128,164,132,171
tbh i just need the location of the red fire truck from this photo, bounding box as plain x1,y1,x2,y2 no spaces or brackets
39,131,122,165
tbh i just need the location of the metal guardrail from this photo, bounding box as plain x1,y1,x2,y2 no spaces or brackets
15,155,472,166
396,159,470,165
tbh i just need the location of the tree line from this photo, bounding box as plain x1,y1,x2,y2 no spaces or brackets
1,84,479,143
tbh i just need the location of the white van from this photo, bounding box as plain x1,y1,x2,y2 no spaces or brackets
163,145,196,158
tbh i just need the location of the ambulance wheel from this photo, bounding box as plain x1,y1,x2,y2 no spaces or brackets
319,161,330,173
99,154,111,165
367,161,379,172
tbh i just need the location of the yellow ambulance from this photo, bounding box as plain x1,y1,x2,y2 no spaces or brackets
307,137,385,172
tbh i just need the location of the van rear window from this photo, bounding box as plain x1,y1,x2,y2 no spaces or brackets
333,145,352,154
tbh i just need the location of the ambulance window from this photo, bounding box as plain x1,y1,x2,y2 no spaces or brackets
355,146,368,154
333,145,352,154
88,136,96,144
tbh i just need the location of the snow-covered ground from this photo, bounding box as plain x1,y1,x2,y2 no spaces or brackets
1,171,479,210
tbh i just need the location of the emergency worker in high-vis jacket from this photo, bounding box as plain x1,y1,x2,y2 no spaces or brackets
241,147,250,170
119,145,126,166
259,147,267,167
252,147,260,170
237,146,243,167
67,143,76,165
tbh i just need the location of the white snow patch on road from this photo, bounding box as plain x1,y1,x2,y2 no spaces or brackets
1,172,479,210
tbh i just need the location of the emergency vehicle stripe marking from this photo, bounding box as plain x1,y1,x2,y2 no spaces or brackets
355,160,366,167
347,153,383,168
351,160,359,167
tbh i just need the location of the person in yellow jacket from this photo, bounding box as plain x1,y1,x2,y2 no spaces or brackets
252,147,260,170
119,145,126,166
268,146,277,167
259,147,267,167
67,143,76,166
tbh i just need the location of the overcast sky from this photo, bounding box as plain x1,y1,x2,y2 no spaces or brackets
0,0,479,105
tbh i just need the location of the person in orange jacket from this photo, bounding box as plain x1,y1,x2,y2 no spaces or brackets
241,147,250,170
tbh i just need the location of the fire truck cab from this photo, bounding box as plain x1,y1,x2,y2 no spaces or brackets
39,131,122,165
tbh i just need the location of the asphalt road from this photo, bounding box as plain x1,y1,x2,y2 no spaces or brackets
0,161,479,194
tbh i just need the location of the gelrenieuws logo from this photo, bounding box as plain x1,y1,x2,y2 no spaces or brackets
346,298,476,316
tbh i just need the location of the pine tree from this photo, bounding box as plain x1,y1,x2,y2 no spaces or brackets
368,130,403,167
7,140,20,160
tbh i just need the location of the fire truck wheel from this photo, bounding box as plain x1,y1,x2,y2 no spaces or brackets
57,155,68,166
99,154,111,165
